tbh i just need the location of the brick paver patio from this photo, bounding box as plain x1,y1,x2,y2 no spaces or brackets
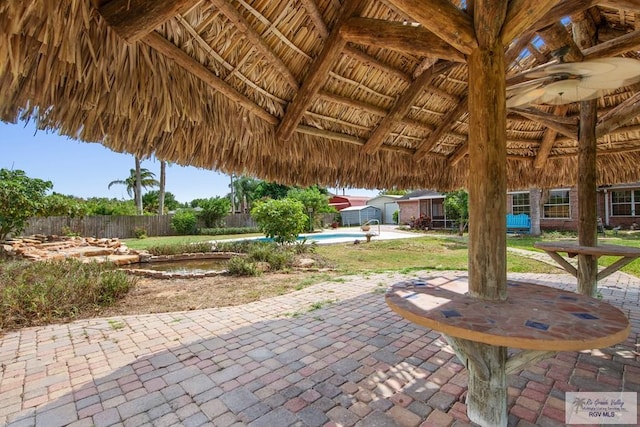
1,266,639,426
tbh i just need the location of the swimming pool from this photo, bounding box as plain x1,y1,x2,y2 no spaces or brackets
255,232,367,243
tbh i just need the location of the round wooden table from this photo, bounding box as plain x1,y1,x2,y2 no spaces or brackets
385,275,630,351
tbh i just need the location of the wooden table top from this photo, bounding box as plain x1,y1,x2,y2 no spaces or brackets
385,276,629,351
533,241,640,257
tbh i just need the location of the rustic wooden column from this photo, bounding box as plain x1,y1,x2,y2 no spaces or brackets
575,13,599,297
577,99,598,296
465,2,508,425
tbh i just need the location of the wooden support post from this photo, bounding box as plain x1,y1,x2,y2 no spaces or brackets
467,40,507,302
575,15,598,297
577,98,599,296
465,2,508,426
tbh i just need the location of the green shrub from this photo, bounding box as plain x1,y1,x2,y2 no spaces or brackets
0,259,137,330
147,241,213,256
293,238,317,255
133,227,148,239
251,198,307,244
247,244,293,270
214,240,262,253
226,256,260,276
171,210,198,235
393,210,399,225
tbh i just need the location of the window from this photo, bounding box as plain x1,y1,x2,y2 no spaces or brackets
611,189,640,216
543,190,570,219
511,192,530,215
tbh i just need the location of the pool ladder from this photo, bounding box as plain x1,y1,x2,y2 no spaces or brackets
361,219,381,236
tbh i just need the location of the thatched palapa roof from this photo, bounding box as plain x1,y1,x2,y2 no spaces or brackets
2,1,640,190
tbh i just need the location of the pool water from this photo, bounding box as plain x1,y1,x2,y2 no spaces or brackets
256,232,366,242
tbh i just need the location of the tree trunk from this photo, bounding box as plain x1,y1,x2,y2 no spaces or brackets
159,161,166,214
134,157,143,215
530,189,542,236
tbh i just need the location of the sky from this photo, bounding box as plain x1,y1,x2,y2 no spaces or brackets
0,121,379,204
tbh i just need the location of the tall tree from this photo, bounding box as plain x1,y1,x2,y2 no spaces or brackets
108,163,159,215
158,160,167,215
231,176,260,213
134,157,143,214
0,169,52,240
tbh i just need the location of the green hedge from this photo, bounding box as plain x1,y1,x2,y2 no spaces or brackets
199,227,260,235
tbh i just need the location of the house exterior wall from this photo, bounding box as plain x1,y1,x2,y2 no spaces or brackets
397,201,420,225
366,197,399,223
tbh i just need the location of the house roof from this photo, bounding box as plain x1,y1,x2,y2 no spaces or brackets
3,2,640,190
397,190,445,201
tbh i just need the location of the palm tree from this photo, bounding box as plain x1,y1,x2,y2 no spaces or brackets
108,159,159,214
158,160,167,214
231,175,260,213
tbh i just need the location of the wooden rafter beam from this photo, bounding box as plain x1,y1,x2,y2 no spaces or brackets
596,92,640,138
99,0,200,43
510,107,578,140
276,0,367,141
449,139,469,165
361,61,455,154
340,18,466,62
343,46,411,84
415,96,468,160
583,30,640,60
501,0,559,45
299,0,329,37
317,91,435,132
533,0,597,33
537,22,584,62
597,1,640,13
209,0,298,89
295,125,419,156
143,31,278,124
505,32,534,65
386,0,477,55
534,105,568,168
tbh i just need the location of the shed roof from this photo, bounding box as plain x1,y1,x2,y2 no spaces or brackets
340,205,380,212
3,2,640,190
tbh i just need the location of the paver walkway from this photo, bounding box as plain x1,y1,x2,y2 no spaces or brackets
1,267,639,426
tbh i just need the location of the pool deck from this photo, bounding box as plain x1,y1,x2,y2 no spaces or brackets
1,260,640,426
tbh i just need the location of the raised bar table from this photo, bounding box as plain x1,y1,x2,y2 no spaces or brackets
385,275,630,424
533,242,640,281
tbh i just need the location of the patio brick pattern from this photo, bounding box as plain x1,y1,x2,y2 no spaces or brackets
1,266,639,426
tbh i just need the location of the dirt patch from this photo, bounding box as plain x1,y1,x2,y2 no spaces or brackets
100,270,339,316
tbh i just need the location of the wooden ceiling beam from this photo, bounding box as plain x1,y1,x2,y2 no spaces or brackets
276,0,367,141
143,31,278,124
505,32,534,65
385,0,477,55
340,18,466,62
299,0,329,38
449,139,469,165
295,125,417,156
414,96,468,160
501,0,559,45
533,0,597,33
597,1,640,13
534,105,569,168
583,30,640,60
343,46,412,84
209,0,298,89
361,61,455,154
596,92,640,138
510,107,578,139
536,22,584,62
99,0,200,43
317,91,436,132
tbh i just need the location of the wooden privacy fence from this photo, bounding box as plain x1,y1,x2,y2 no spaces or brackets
23,214,258,238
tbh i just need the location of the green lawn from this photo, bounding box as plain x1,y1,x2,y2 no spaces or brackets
122,231,640,277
